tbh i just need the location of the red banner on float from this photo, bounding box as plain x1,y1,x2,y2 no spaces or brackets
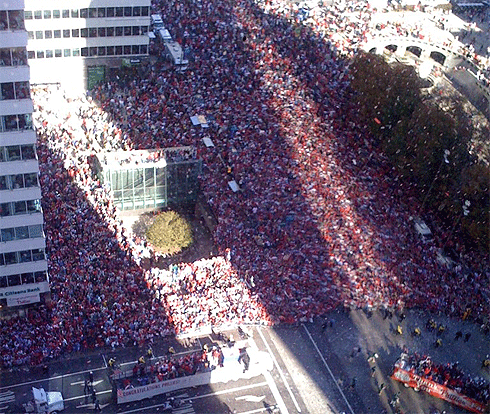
392,365,486,414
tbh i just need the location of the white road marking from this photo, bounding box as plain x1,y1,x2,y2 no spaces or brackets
302,324,355,414
70,379,104,386
256,328,301,413
238,408,279,414
66,388,113,402
235,395,266,402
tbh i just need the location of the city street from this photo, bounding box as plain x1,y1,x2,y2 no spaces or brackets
1,309,489,414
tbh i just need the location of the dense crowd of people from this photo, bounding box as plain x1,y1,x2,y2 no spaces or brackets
0,0,489,371
396,352,489,405
114,347,220,389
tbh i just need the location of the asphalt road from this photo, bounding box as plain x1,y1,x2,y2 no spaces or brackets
1,310,489,414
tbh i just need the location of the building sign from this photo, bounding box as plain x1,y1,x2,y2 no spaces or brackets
7,293,40,307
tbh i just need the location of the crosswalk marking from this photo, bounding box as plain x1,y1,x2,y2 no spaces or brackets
0,390,15,405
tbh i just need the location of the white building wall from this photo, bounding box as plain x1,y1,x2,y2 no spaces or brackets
24,0,151,92
1,1,49,310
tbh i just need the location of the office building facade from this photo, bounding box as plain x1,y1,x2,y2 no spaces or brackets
24,0,151,92
0,0,49,311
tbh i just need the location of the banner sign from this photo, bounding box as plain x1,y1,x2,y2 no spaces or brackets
392,366,486,413
7,293,40,307
117,372,212,404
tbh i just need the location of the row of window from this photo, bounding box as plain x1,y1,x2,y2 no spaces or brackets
0,199,42,217
0,10,24,31
1,224,43,243
24,7,150,20
0,145,37,162
0,114,33,133
0,271,47,288
28,44,148,59
0,82,30,101
0,48,28,67
28,25,149,40
0,248,45,267
0,172,39,191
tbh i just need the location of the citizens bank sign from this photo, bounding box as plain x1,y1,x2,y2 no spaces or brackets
0,282,49,307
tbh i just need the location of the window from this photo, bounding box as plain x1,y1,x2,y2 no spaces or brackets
22,273,35,284
63,29,70,38
132,26,140,36
62,9,69,18
12,48,27,65
15,82,30,99
98,8,106,18
19,250,31,263
115,46,122,55
124,45,131,55
81,47,88,57
5,252,17,265
26,199,41,213
1,83,14,100
43,10,51,19
53,10,60,19
32,248,45,261
7,145,20,161
24,11,33,20
80,9,88,18
18,113,32,129
106,27,114,37
55,49,62,58
16,226,29,240
0,176,6,189
44,30,52,39
54,30,61,38
0,203,11,216
115,27,123,37
89,8,97,18
106,46,115,56
20,145,35,159
64,49,71,57
107,8,115,17
98,47,106,56
140,45,148,54
72,29,79,37
28,31,34,39
7,274,21,285
141,7,149,16
5,115,17,131
141,26,148,34
34,10,42,19
14,200,27,214
81,28,88,38
12,174,24,188
29,224,43,238
132,45,140,54
98,27,106,37
124,26,131,36
27,50,35,59
35,271,47,282
115,7,123,17
71,9,79,18
73,48,80,57
124,7,132,17
89,28,97,37
0,48,11,65
46,49,53,58
1,228,14,241
133,6,141,16
89,47,97,56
